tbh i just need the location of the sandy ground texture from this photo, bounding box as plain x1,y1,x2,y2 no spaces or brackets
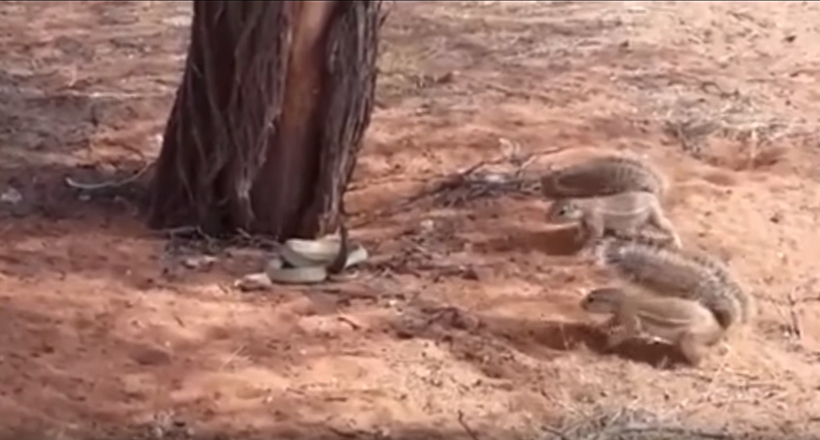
1,1,820,439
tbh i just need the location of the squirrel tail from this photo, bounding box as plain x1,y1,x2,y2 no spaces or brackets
592,237,750,329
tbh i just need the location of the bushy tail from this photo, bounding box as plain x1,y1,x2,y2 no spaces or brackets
593,237,750,329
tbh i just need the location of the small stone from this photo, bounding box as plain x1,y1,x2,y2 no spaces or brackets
0,187,22,205
419,219,435,231
97,163,118,175
435,71,454,84
235,272,273,291
130,345,172,366
481,172,507,183
461,266,479,281
182,255,217,270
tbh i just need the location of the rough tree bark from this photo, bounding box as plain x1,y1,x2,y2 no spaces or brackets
148,0,382,239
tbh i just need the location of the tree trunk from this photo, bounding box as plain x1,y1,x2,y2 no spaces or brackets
148,0,382,239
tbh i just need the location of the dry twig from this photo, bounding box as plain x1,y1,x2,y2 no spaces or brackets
457,410,482,440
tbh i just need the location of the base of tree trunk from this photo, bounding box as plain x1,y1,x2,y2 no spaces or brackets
148,1,382,240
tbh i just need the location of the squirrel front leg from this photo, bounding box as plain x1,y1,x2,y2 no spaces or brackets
579,209,605,245
605,304,641,349
677,333,708,366
677,313,724,366
646,199,682,248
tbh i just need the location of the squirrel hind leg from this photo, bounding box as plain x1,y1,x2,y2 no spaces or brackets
646,199,683,248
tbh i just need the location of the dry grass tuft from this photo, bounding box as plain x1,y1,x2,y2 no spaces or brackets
543,406,750,440
653,81,804,170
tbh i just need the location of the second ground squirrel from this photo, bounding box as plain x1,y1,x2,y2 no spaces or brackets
546,191,682,248
591,237,753,330
581,287,724,366
540,155,668,199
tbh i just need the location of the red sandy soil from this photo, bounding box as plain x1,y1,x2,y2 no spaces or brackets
0,1,819,439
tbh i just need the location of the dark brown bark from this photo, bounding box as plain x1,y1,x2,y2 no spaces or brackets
148,0,382,239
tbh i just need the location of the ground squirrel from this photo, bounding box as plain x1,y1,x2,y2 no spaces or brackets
591,237,752,331
540,155,668,199
546,191,682,248
581,287,724,366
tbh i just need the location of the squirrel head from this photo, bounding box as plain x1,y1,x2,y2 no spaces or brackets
580,287,627,313
546,199,584,223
